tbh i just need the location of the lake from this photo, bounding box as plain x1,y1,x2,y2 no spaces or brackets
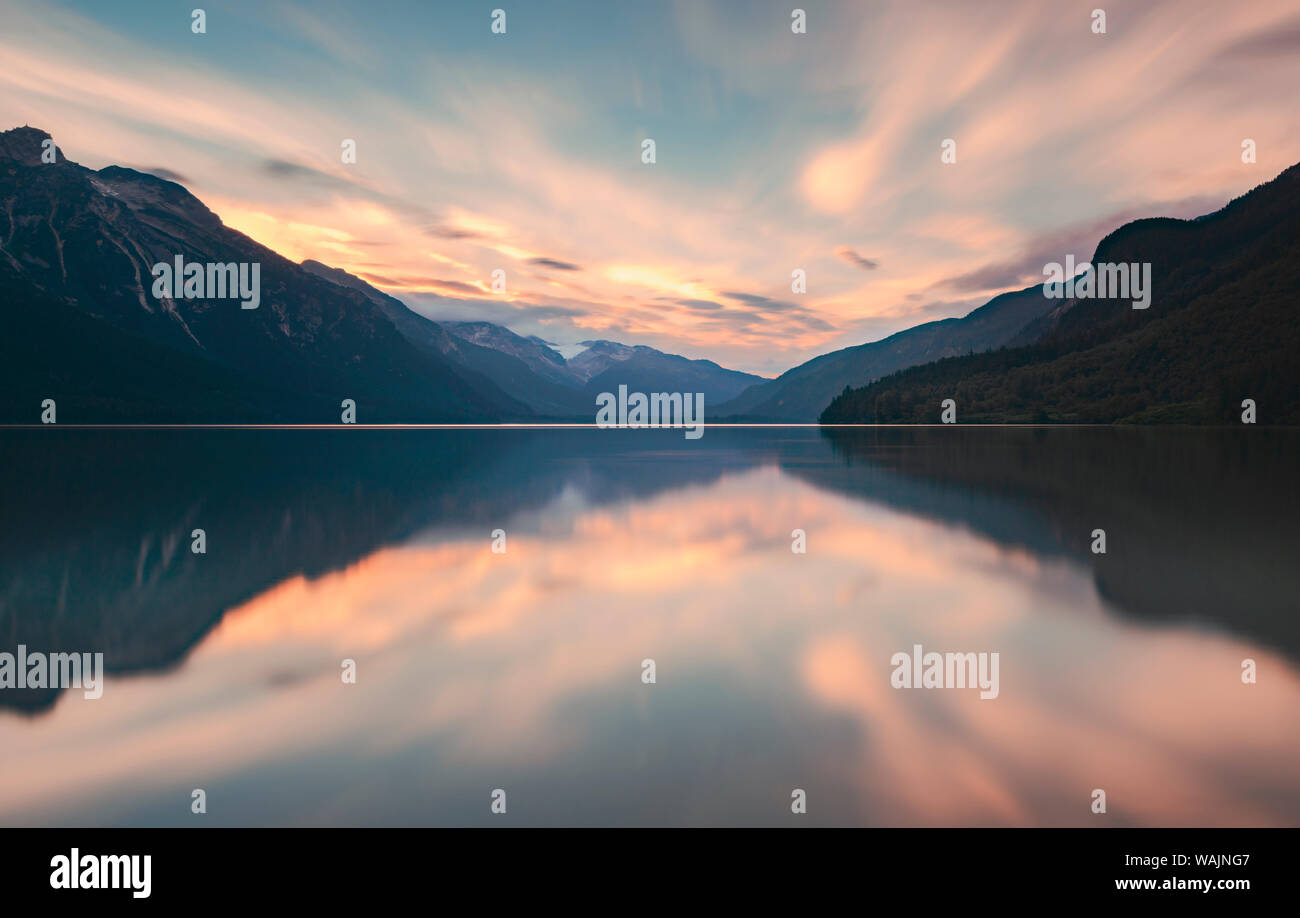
1,426,1297,826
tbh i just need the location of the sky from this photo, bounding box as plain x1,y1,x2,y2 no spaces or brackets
1,0,1297,376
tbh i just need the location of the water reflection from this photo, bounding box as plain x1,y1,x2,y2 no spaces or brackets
1,428,1296,826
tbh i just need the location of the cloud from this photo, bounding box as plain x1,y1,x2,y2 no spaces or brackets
260,157,386,198
931,261,1041,296
721,291,796,310
356,272,401,286
1213,15,1300,60
4,0,1296,377
274,1,381,70
402,291,586,326
264,158,327,180
929,196,1225,295
835,247,879,271
707,292,837,334
527,257,582,271
133,166,189,184
426,225,481,240
359,274,485,296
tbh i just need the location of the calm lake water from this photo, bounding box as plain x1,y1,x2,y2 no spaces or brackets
1,427,1298,826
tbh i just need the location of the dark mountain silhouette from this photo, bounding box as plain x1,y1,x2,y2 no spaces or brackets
799,427,1300,664
8,123,1289,427
0,125,765,424
822,162,1300,424
295,259,547,418
5,426,1297,714
0,127,523,422
713,284,1059,421
0,426,782,714
298,263,768,417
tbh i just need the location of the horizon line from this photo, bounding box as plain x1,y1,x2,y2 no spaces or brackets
0,423,1281,430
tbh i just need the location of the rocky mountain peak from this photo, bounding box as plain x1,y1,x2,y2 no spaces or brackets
0,125,66,166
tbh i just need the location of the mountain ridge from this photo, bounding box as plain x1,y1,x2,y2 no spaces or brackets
0,126,763,423
0,126,520,422
821,161,1300,424
714,282,1059,421
6,123,1291,426
301,263,769,417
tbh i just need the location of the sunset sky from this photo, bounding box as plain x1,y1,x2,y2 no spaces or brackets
1,0,1297,375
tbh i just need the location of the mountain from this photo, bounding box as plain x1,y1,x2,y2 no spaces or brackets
436,326,767,416
435,321,595,416
296,260,556,418
441,321,574,386
822,162,1300,424
0,425,785,713
565,339,764,404
299,261,767,418
0,126,523,422
301,264,586,417
713,284,1059,421
797,427,1300,663
565,339,638,382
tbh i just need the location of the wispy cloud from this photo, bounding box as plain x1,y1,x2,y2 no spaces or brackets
0,0,1295,375
835,247,879,271
528,257,582,271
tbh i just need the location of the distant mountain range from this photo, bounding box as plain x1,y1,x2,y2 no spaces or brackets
714,283,1058,421
298,264,767,417
3,123,1294,425
823,162,1300,424
0,126,763,423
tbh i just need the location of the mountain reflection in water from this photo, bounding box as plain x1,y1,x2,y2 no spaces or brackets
1,427,1296,826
